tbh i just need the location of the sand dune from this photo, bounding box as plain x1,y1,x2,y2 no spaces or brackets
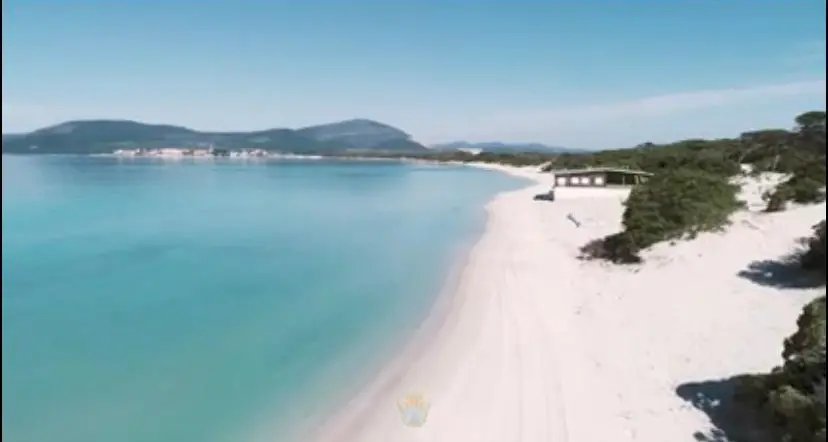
309,164,824,442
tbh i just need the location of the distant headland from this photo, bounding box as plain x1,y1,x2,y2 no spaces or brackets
1,119,577,157
0,119,430,156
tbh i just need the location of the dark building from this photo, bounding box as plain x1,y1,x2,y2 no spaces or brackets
548,167,654,187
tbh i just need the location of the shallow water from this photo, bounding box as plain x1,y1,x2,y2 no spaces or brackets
1,155,526,442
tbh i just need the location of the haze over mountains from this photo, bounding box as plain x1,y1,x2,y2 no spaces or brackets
0,119,430,155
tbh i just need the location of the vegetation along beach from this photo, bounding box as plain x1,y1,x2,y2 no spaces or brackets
4,109,825,442
3,3,825,442
307,111,827,442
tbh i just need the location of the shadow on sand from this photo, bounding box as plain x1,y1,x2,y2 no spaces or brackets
676,377,775,442
737,255,824,289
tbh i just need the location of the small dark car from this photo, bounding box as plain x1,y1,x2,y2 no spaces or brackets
533,189,556,202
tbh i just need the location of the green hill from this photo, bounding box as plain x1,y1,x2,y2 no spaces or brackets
1,119,430,155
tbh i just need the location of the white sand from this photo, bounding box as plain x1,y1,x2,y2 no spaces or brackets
308,164,825,442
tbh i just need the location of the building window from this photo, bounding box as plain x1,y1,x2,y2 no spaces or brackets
594,176,604,185
557,177,567,186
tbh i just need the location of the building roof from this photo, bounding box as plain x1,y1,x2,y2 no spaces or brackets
547,167,654,177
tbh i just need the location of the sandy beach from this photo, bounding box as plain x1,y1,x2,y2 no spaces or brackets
308,164,825,442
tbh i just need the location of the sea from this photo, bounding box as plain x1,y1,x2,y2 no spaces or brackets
1,155,527,442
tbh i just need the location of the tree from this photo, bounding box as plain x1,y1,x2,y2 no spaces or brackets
795,111,826,139
739,129,793,171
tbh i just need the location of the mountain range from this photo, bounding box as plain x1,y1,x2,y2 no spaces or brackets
1,119,578,156
430,141,578,154
1,119,430,155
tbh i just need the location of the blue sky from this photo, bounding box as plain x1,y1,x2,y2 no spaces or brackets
2,1,825,149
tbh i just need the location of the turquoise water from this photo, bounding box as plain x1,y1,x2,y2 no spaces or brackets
1,155,526,442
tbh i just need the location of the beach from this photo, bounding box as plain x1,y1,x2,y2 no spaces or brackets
309,164,825,442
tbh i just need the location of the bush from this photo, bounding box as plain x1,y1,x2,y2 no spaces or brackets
800,221,826,283
581,169,743,263
764,164,826,212
579,232,641,264
765,186,795,212
623,169,743,247
787,176,826,204
736,296,826,442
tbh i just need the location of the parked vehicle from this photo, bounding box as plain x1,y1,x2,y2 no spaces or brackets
533,189,556,202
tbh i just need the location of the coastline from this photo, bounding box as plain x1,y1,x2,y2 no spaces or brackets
5,154,823,441
281,164,541,442
276,182,504,442
303,164,559,441
303,163,824,442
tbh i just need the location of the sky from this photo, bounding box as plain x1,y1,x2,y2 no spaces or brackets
2,1,826,150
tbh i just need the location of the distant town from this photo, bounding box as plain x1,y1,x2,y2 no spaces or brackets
112,147,322,159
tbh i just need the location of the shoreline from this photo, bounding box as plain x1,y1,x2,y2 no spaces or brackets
271,163,537,442
303,163,824,442
303,164,556,441
280,186,501,442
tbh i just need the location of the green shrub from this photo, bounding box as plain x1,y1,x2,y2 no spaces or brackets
765,186,795,212
621,169,743,249
580,169,743,263
736,296,826,442
800,221,826,283
579,232,641,264
765,171,826,212
788,176,826,204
